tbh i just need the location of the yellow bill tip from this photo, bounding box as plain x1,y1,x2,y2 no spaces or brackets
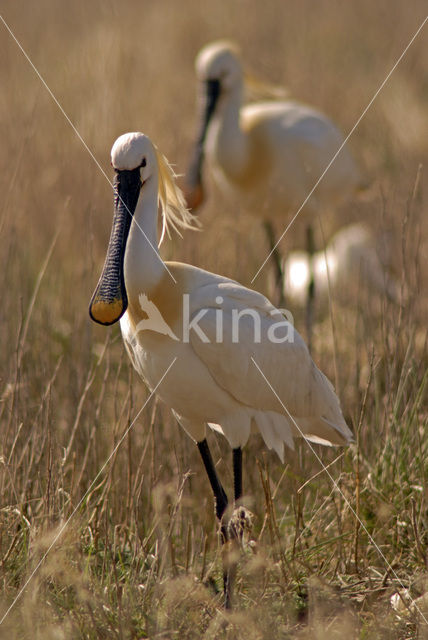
183,182,205,212
89,297,125,326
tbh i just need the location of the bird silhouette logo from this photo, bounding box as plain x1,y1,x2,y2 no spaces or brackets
133,294,179,341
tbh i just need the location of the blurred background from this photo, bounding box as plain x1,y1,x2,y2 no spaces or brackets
0,1,427,637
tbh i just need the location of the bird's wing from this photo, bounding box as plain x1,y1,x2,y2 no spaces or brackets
188,280,352,444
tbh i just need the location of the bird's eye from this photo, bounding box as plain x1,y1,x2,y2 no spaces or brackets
140,158,147,168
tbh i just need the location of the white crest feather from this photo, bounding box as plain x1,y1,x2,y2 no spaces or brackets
244,73,289,102
155,147,200,243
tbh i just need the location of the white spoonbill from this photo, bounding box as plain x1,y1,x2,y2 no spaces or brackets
184,41,365,301
283,224,399,308
89,132,353,608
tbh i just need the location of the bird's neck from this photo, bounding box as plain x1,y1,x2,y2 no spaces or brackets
210,83,250,179
123,175,164,300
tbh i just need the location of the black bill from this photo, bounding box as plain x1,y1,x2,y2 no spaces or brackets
89,168,142,325
186,79,221,193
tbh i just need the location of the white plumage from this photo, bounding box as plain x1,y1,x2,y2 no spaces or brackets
89,132,353,608
185,40,364,225
91,132,353,461
283,223,399,307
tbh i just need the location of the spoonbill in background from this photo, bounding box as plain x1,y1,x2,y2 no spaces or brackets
283,224,399,308
184,41,365,307
89,132,353,608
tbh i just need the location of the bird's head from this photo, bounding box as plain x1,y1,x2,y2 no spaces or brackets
111,132,155,176
183,41,242,213
89,132,196,326
195,40,242,93
88,132,153,326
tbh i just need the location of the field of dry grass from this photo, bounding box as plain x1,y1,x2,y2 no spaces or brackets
0,1,427,637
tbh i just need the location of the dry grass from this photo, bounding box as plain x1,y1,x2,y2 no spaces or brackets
0,0,427,637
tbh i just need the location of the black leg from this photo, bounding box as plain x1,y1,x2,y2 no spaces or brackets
233,447,242,502
231,447,248,544
197,439,232,608
197,439,228,521
305,225,315,353
263,220,285,307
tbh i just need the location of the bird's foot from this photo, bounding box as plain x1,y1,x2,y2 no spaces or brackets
228,506,253,543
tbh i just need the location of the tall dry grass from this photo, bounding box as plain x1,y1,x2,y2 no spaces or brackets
0,0,427,637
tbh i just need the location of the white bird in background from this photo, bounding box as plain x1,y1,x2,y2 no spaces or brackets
283,224,399,307
184,40,365,303
89,132,353,608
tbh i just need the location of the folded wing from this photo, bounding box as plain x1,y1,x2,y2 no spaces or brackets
188,280,353,451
